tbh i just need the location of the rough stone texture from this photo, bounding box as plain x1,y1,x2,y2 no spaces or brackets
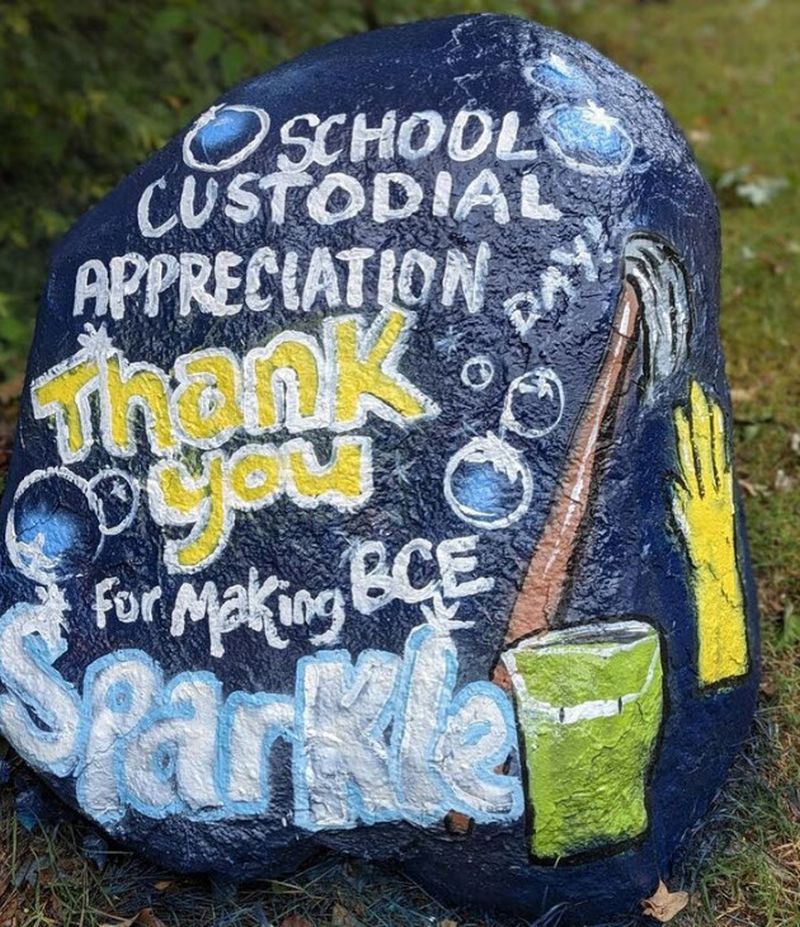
0,14,759,924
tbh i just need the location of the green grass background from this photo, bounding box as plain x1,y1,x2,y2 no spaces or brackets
0,0,798,924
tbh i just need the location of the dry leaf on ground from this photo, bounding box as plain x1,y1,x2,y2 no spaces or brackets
641,880,689,922
99,909,166,927
331,902,361,926
137,909,167,927
279,914,312,927
99,916,139,927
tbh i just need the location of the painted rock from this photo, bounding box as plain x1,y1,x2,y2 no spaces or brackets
0,14,759,924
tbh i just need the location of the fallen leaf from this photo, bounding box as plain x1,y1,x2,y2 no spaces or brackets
99,909,166,927
440,920,459,927
739,478,767,498
736,176,790,207
153,880,173,891
444,810,473,835
137,911,167,927
774,469,795,492
331,903,360,926
759,677,777,699
641,880,689,922
786,787,800,823
717,165,751,191
730,386,757,403
279,915,312,927
687,128,711,144
99,916,139,927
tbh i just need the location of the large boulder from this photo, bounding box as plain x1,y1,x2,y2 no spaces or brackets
0,14,758,924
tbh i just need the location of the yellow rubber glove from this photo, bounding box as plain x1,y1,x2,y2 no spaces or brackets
672,381,749,687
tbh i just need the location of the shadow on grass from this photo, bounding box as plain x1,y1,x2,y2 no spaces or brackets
0,701,783,927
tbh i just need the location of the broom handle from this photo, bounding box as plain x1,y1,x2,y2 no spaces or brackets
503,282,641,647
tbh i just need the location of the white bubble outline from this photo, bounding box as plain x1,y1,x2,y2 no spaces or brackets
6,467,105,585
539,102,634,177
443,434,533,531
460,355,495,391
88,468,141,537
501,367,565,439
182,104,270,173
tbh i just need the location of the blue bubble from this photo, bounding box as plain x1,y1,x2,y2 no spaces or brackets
526,54,595,97
187,106,267,170
11,473,102,583
16,503,79,560
444,435,532,529
450,460,525,521
541,102,633,175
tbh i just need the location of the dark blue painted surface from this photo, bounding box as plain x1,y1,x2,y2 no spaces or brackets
0,14,758,924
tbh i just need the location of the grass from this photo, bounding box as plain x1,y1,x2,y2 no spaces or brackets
0,0,799,924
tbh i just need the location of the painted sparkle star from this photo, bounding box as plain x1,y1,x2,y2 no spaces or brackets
435,326,466,360
109,478,130,503
584,100,620,133
17,532,59,580
337,533,365,568
77,323,115,361
390,455,414,487
37,583,70,625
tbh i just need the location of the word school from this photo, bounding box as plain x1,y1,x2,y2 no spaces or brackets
0,601,522,829
201,108,542,175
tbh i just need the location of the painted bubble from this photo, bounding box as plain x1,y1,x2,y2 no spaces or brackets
541,101,633,175
89,470,140,536
444,433,533,530
501,368,565,439
460,355,495,391
524,53,595,97
9,471,103,585
183,105,270,172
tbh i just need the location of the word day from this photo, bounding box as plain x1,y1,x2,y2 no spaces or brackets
0,597,522,829
32,311,437,571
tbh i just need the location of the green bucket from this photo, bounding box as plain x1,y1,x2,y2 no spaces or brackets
502,619,664,860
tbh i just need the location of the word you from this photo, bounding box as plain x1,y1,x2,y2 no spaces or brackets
32,311,437,571
0,597,522,829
